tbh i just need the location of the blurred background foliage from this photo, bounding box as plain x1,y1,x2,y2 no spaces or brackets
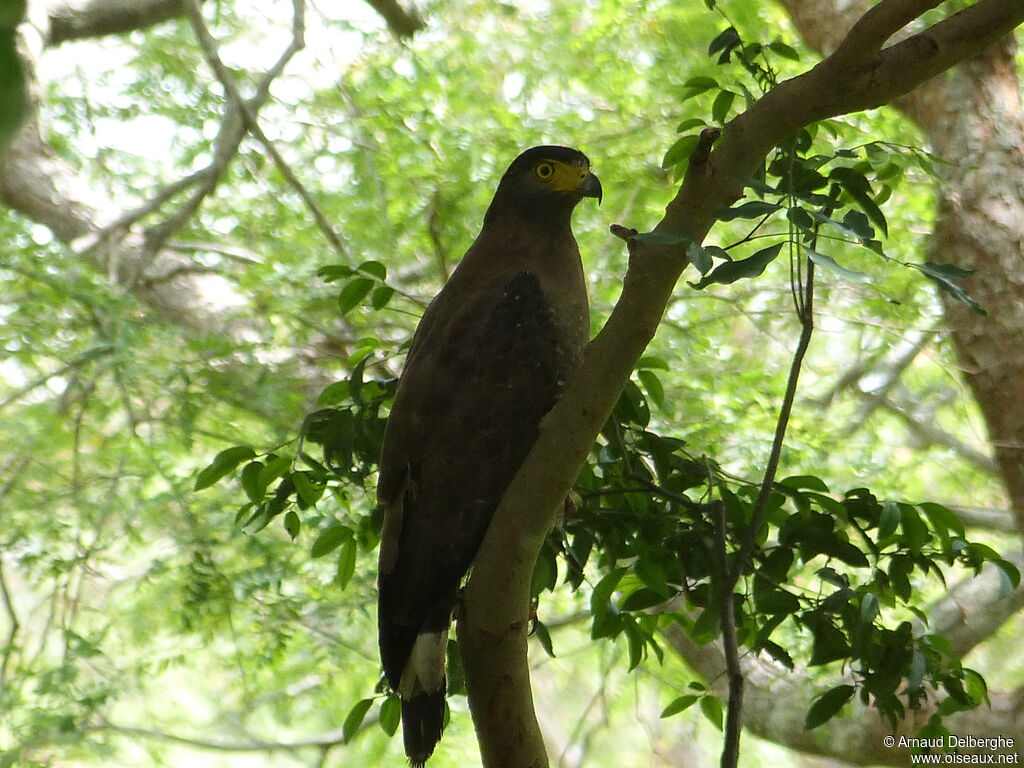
0,0,1019,766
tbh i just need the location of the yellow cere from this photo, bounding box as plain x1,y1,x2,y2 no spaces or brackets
534,159,590,192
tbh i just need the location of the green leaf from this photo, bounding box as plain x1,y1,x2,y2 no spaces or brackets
283,510,300,539
708,26,739,61
316,380,350,406
767,40,800,60
676,117,706,133
370,285,395,310
700,695,724,730
258,455,291,489
342,698,374,743
686,241,714,275
194,446,256,491
878,501,901,539
317,264,353,282
995,559,1021,595
637,370,665,410
805,685,855,729
357,260,387,281
661,694,698,718
716,201,781,221
914,262,986,315
711,89,735,124
915,261,973,281
336,538,357,589
779,475,830,492
619,587,667,612
240,461,265,502
907,649,927,692
691,602,721,642
831,166,888,237
964,667,989,706
661,135,699,169
379,696,401,737
762,640,795,669
888,555,913,601
807,616,849,665
533,620,556,657
817,567,848,588
860,592,879,624
292,471,323,508
756,587,801,615
311,523,353,558
622,617,645,670
900,505,930,550
806,249,870,284
338,277,375,316
683,75,718,90
637,356,670,371
762,549,794,581
691,242,783,289
823,540,870,567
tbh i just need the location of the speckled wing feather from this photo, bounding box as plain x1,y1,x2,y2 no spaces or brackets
377,267,572,688
374,144,598,767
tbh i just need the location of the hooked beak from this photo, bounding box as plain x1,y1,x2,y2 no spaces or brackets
580,172,603,205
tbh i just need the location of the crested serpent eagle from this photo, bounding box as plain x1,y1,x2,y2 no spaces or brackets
376,145,601,766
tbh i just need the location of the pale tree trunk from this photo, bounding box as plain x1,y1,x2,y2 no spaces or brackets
924,42,1024,525
780,1,1024,528
4,2,1024,767
656,4,1024,765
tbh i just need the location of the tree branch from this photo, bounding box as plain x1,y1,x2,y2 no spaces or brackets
0,4,340,413
662,622,1021,767
831,0,941,63
917,552,1024,657
181,0,349,261
0,555,23,692
46,0,193,46
362,0,425,39
458,2,1024,765
875,394,998,473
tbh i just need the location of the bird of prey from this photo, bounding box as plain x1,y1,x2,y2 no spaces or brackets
376,145,601,766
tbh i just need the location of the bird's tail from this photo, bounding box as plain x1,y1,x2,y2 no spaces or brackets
398,630,448,766
401,682,446,767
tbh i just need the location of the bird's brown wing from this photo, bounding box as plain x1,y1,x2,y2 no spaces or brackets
377,267,574,687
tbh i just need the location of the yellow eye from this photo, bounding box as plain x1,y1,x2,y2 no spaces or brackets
534,161,555,181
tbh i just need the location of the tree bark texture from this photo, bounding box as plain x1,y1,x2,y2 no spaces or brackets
4,2,1024,767
781,0,1024,530
461,2,1024,765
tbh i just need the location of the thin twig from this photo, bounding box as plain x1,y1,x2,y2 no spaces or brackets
0,347,113,412
727,185,829,589
426,187,450,282
710,499,744,768
715,188,833,768
183,0,348,260
85,0,307,255
0,557,21,692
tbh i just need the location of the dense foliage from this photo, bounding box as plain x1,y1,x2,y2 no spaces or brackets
2,1,1019,766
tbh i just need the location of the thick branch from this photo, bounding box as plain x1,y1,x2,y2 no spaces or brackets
919,553,1024,657
362,0,425,39
782,0,1024,526
46,0,192,45
459,2,1024,765
663,623,1022,767
0,2,337,412
832,0,941,62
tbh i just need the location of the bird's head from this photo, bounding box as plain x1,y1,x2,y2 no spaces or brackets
486,145,602,225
